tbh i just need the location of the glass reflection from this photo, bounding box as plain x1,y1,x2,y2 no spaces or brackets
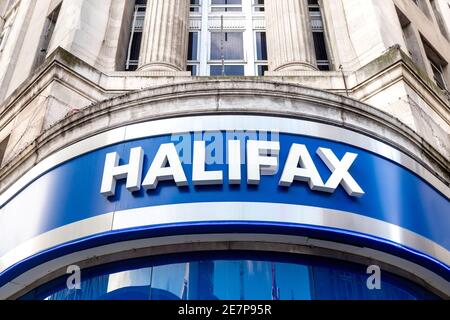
210,32,244,60
211,0,242,12
151,263,187,300
255,32,267,61
188,32,198,61
212,0,242,4
106,267,151,300
21,252,438,301
210,65,244,76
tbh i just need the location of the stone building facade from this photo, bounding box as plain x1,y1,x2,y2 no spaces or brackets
0,0,449,300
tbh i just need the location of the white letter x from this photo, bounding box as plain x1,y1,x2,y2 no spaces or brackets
317,148,365,197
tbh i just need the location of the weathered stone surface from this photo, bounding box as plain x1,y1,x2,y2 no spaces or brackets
139,0,190,72
265,0,316,71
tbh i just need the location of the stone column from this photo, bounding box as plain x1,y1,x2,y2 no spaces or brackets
265,0,317,71
138,0,189,72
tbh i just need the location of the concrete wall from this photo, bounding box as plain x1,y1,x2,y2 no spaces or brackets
48,0,112,68
0,0,135,98
4,0,55,100
0,0,36,101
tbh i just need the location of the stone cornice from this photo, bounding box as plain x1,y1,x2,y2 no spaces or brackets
1,47,448,133
351,47,450,119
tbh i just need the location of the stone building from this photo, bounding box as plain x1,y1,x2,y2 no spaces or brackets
0,0,449,300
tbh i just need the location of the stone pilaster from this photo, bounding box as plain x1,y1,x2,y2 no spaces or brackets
138,0,189,72
265,0,317,71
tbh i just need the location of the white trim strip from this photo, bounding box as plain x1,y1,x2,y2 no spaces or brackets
0,213,114,274
112,202,450,266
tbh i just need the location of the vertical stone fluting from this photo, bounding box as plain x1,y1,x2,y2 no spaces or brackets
265,0,317,71
139,0,189,72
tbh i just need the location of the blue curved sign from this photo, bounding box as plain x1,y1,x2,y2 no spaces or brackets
0,129,449,286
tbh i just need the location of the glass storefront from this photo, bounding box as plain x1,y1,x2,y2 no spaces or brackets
21,251,438,300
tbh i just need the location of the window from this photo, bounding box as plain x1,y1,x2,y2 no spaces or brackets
22,252,438,300
187,0,266,76
187,65,198,76
190,0,201,13
210,32,244,60
253,0,264,12
187,32,200,75
313,33,329,69
210,31,244,75
430,60,447,90
308,0,330,71
255,31,267,75
396,7,425,69
33,4,61,70
422,38,448,91
211,0,243,13
125,0,147,71
210,65,244,76
0,135,10,166
397,8,411,47
255,32,267,61
308,0,320,11
188,33,199,61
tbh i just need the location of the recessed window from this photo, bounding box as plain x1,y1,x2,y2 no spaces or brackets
253,0,264,12
190,0,201,13
211,0,242,12
187,0,266,76
255,31,268,75
210,65,245,76
187,32,200,75
430,60,447,90
125,0,147,71
308,0,320,10
256,65,268,76
187,65,198,76
210,32,244,60
255,32,267,61
33,4,61,70
313,33,329,70
188,32,199,61
308,0,330,71
422,38,448,91
396,6,425,69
